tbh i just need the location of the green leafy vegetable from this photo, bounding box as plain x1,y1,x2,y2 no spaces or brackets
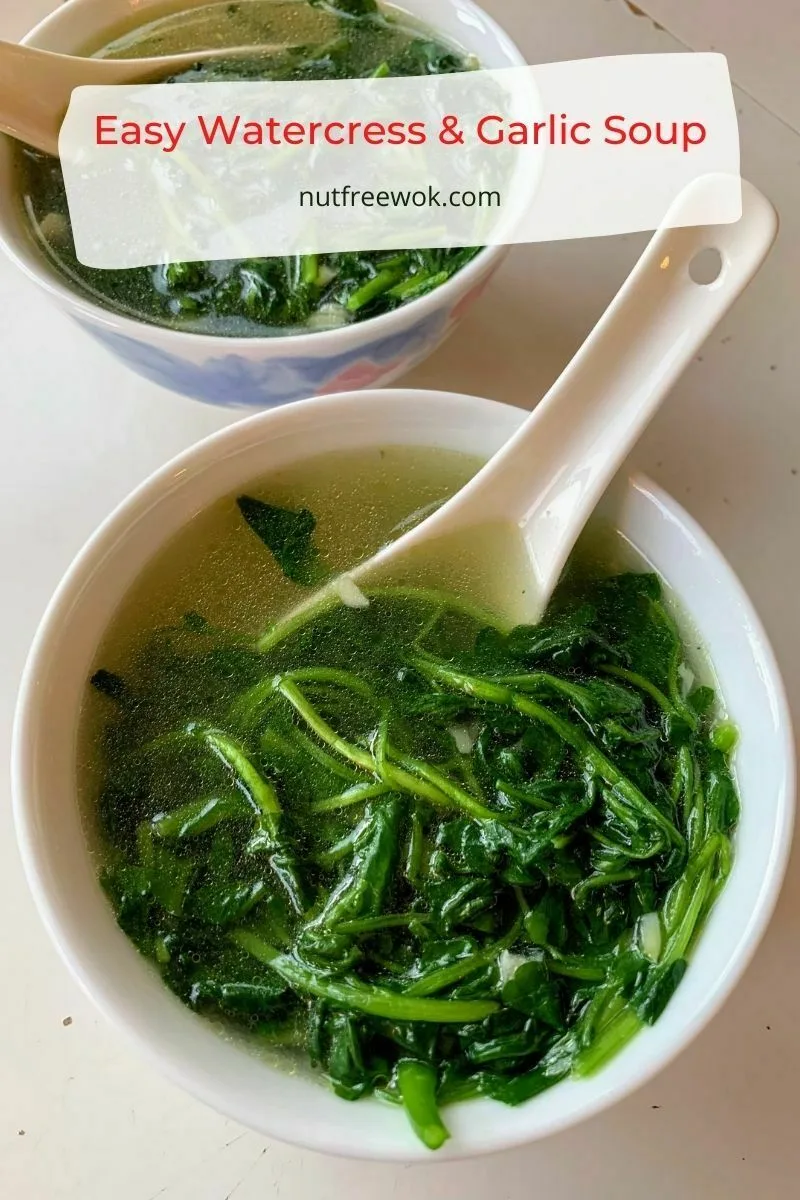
311,0,379,15
501,959,562,1027
237,496,329,586
90,519,738,1151
90,669,127,702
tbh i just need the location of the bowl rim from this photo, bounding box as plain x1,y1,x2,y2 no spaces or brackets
0,0,524,351
11,388,796,1160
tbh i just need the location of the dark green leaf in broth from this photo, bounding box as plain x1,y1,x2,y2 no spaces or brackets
237,496,330,587
312,797,404,928
191,878,269,926
630,958,688,1025
310,0,379,17
313,1009,375,1101
90,669,128,702
501,959,563,1028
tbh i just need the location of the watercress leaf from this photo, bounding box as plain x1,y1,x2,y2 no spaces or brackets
591,574,682,697
413,936,479,974
687,685,716,716
703,749,740,835
630,958,688,1024
463,1027,541,1065
237,496,329,587
101,863,152,927
501,960,563,1028
296,926,363,972
376,1020,440,1063
505,604,601,667
319,1011,373,1101
479,1032,578,1105
664,712,693,746
182,610,211,634
314,797,404,927
145,843,195,917
471,625,511,668
431,818,500,878
90,669,128,702
530,890,569,949
423,876,496,932
191,879,268,926
311,0,378,17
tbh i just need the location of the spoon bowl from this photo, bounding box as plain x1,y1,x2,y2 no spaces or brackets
0,40,289,157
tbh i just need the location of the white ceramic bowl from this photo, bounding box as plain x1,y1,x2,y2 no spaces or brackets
12,389,795,1160
0,0,523,409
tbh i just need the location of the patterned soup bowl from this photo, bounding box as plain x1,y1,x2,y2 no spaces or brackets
0,0,524,408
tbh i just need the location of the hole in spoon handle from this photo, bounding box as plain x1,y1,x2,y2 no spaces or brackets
689,247,724,285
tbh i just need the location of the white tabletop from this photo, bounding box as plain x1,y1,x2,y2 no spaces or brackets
2,3,799,1197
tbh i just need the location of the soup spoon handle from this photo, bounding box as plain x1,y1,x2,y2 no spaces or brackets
0,40,274,157
352,177,778,624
